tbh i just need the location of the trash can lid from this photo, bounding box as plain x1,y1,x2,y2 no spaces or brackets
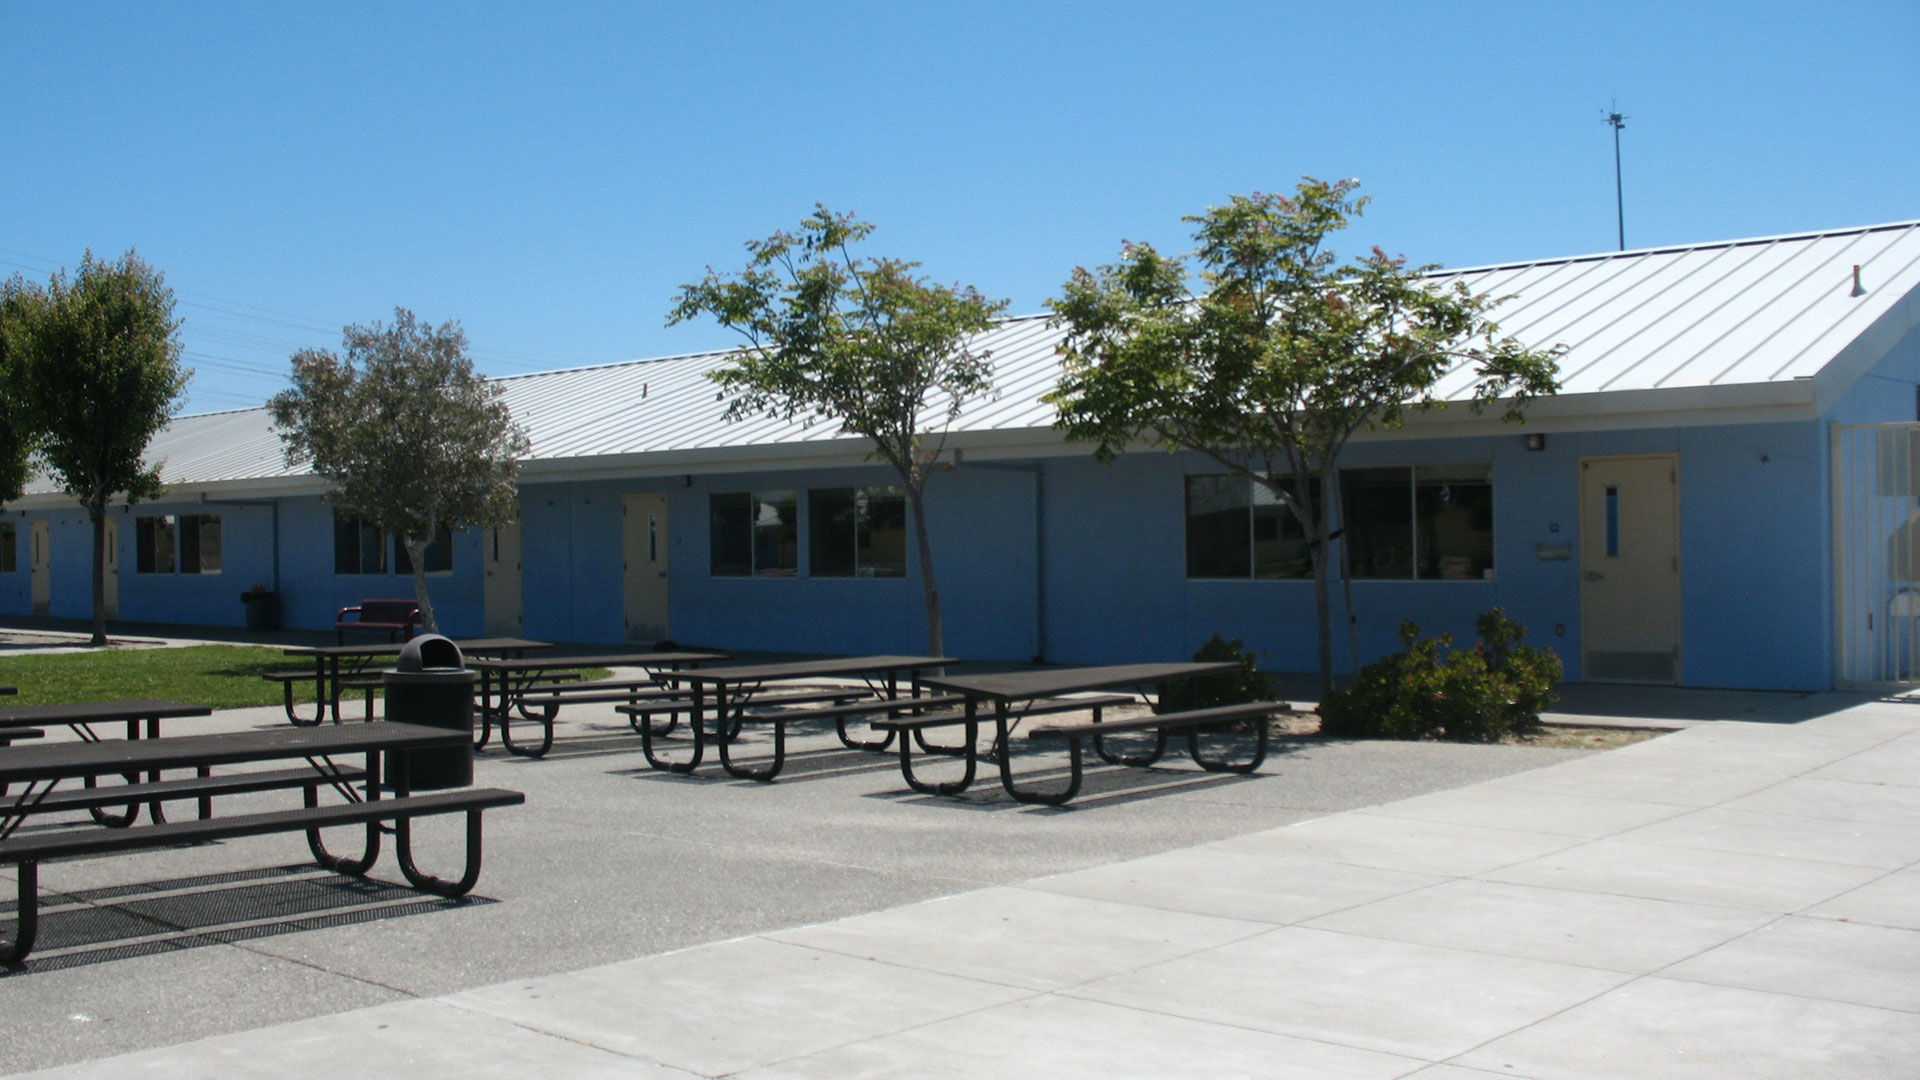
396,633,464,671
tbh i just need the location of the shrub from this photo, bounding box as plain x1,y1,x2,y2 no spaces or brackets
1160,633,1280,712
1317,609,1561,742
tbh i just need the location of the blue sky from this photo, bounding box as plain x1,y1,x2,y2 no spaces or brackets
4,1,1914,414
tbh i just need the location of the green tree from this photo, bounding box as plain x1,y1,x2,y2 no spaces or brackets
269,309,529,633
6,251,188,645
1047,178,1562,695
0,280,44,504
669,206,1008,657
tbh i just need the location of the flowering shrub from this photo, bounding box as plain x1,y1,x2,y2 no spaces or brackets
1317,609,1560,742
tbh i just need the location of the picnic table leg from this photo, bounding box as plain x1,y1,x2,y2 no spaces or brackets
835,673,899,752
995,701,1083,807
1186,718,1270,773
83,720,142,828
1092,701,1167,767
1,862,40,966
395,808,487,897
281,659,327,726
717,713,786,782
472,669,496,751
307,749,382,875
642,682,707,773
896,698,978,796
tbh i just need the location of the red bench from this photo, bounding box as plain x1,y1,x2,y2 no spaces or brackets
335,599,421,644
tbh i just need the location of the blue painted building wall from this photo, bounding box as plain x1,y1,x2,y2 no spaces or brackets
11,321,1920,694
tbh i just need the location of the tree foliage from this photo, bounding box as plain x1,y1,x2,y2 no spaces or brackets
1047,178,1562,693
269,309,529,632
668,205,1008,656
3,251,188,644
0,282,43,504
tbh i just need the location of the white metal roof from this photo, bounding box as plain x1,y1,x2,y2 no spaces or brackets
22,219,1920,501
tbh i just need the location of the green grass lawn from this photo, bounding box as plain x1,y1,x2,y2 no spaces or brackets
0,646,611,709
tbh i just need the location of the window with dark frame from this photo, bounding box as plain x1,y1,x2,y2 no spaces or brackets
1185,475,1315,580
333,513,450,576
810,486,907,578
709,491,798,577
136,514,221,574
393,527,454,575
1186,466,1492,581
0,522,12,573
333,514,387,575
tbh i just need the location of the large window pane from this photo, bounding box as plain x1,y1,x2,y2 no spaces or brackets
1341,468,1414,579
334,513,386,575
394,526,453,575
809,489,857,577
858,487,907,577
709,493,752,576
752,491,798,577
1252,479,1315,580
181,514,220,574
1186,475,1250,578
1415,464,1493,579
137,516,176,574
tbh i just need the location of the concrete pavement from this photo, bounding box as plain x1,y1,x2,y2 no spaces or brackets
4,681,1915,1077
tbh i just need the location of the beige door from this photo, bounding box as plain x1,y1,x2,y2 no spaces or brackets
102,517,119,618
29,519,50,615
483,506,523,636
1580,454,1681,682
623,494,670,643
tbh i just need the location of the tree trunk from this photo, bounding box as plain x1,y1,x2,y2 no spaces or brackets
905,484,943,658
88,493,107,647
404,536,438,634
1311,476,1334,699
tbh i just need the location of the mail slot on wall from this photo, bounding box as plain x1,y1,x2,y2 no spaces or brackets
1535,543,1573,562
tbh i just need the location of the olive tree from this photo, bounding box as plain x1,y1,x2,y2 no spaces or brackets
1047,178,1562,694
4,251,188,645
269,309,529,633
669,206,1007,657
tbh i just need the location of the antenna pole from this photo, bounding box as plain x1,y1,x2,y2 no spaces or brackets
1604,106,1628,250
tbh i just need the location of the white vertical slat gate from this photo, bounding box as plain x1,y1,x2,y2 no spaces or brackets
1834,422,1920,685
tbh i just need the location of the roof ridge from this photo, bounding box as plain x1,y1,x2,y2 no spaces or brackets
1431,219,1920,278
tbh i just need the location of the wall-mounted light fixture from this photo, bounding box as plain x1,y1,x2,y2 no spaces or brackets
679,475,693,488
1524,433,1547,452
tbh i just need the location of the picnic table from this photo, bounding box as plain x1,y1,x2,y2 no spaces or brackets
912,662,1283,806
0,721,524,966
276,637,551,726
635,655,949,781
0,699,215,825
466,650,730,757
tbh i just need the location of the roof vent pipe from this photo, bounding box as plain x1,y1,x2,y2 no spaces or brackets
1852,265,1867,297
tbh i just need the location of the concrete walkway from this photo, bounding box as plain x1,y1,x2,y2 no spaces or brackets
10,687,1918,1078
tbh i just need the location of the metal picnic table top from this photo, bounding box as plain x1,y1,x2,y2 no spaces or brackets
467,650,727,673
667,655,949,686
281,637,551,660
0,721,466,784
0,699,214,731
918,661,1240,703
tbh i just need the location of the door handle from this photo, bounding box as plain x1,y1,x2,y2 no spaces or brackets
1584,571,1604,582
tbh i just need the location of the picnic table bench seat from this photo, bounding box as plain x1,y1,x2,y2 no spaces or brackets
0,728,44,746
0,786,524,965
1005,700,1290,805
335,600,421,644
263,670,384,723
9,763,369,825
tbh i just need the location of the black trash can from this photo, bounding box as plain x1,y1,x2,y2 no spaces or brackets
383,634,474,790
